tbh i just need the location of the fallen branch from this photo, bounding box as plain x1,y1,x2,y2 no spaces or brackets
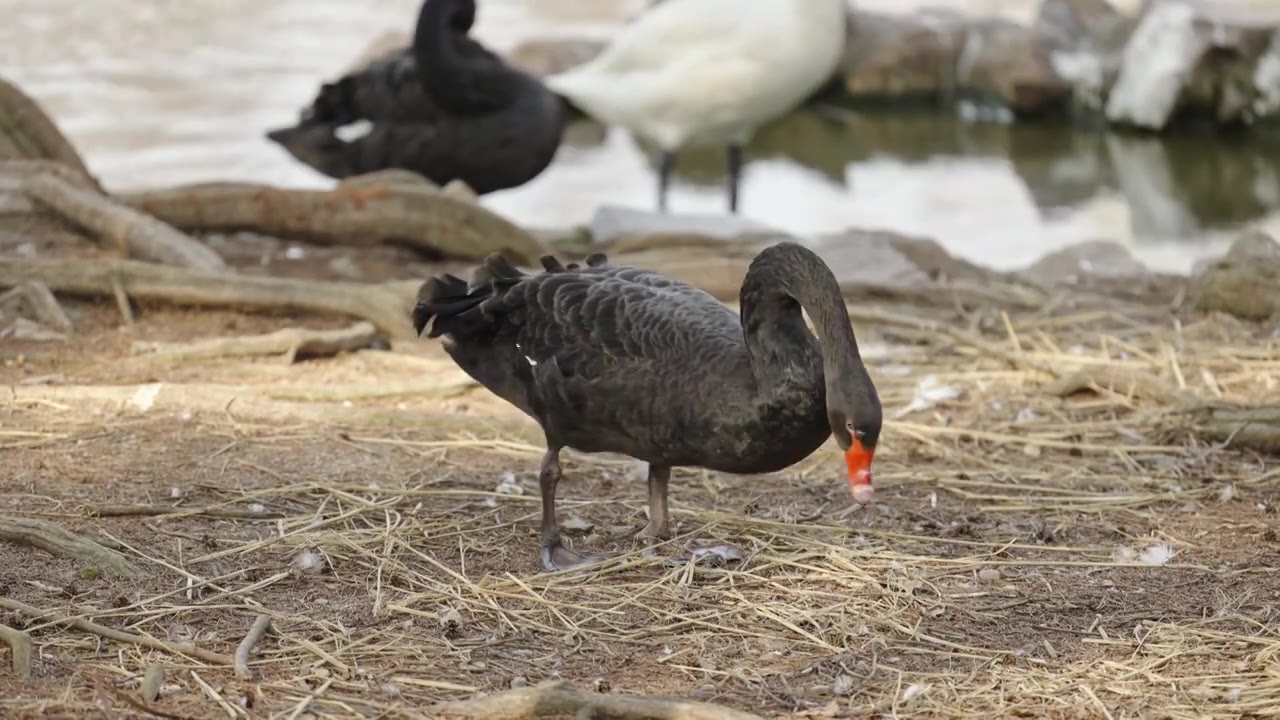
86,504,285,521
0,517,141,577
0,75,96,183
0,623,32,680
0,597,233,666
25,173,228,272
119,180,546,264
0,256,417,338
233,615,272,681
132,321,379,363
429,680,764,720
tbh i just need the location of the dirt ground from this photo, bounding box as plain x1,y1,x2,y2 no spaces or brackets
4,252,1280,719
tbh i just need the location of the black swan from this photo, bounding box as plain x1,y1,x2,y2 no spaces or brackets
412,242,882,572
265,0,565,194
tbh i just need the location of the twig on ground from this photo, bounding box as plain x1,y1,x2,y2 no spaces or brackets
0,517,141,576
0,623,33,680
131,321,380,363
86,504,285,520
428,680,765,720
0,597,233,666
0,257,417,338
233,614,273,681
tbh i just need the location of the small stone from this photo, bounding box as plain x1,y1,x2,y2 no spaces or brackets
978,568,1003,583
495,471,524,496
440,608,463,628
1023,443,1042,458
510,676,528,689
562,516,594,534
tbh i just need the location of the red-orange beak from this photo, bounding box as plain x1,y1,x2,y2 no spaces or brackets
845,438,874,504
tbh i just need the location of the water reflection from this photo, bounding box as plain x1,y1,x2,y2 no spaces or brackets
548,108,1280,271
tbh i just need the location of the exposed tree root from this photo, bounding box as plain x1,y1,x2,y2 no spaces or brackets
0,280,72,332
119,180,546,263
7,382,526,436
0,74,96,183
131,321,380,363
0,256,418,338
0,624,32,681
1192,406,1280,454
429,680,764,720
24,172,228,271
0,517,141,577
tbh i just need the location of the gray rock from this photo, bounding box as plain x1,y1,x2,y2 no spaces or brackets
588,205,778,248
506,38,606,78
1193,230,1280,320
810,231,933,289
1019,240,1151,287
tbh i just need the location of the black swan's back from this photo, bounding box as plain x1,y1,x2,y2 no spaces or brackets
266,0,564,193
413,252,830,472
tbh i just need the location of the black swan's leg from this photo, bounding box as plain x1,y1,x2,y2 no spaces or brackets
726,143,744,214
604,463,673,544
639,464,672,539
538,447,609,572
656,150,674,213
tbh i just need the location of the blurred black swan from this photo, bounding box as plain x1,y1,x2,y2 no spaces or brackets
266,0,565,194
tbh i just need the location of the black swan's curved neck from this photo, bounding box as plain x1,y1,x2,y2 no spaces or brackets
412,0,518,113
739,243,862,394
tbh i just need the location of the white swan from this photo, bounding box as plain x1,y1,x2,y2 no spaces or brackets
545,0,848,214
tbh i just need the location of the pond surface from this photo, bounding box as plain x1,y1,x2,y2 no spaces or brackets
3,0,1278,273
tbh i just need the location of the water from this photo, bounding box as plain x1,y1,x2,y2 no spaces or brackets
3,0,1278,274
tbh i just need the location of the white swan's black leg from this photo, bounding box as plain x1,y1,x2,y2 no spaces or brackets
656,150,675,212
538,447,609,572
726,143,744,214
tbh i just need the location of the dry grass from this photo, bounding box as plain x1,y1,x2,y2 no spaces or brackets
2,285,1280,719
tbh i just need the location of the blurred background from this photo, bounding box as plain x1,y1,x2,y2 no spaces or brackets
3,0,1280,273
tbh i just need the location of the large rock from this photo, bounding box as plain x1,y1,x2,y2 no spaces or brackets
1106,1,1280,129
1019,240,1151,287
1193,230,1280,320
1034,0,1134,111
841,11,1072,114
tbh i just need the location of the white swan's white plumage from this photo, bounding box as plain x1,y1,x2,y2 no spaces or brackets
546,0,849,212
